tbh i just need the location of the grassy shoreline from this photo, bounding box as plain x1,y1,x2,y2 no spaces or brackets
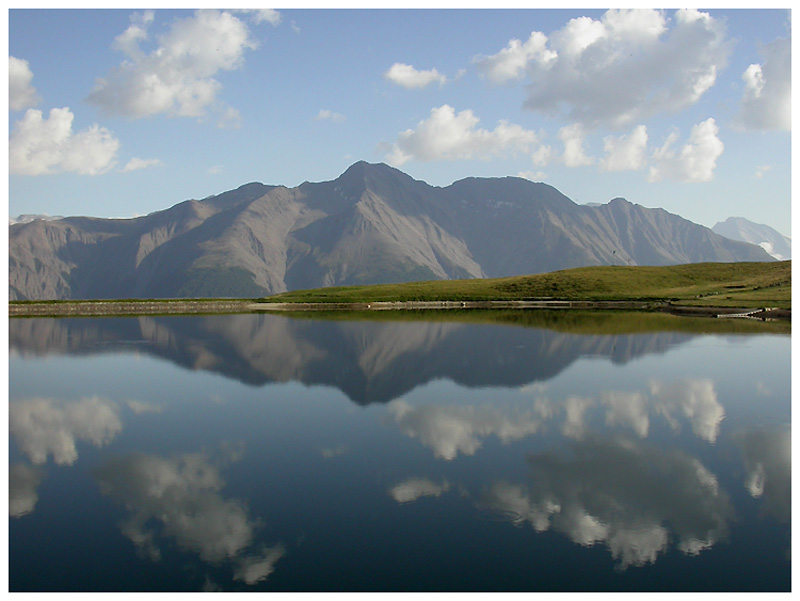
9,261,790,319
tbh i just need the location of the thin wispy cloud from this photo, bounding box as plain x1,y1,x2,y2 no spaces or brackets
122,157,163,172
755,165,772,179
237,9,282,27
315,109,346,122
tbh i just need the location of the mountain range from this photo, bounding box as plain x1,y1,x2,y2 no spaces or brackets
9,161,774,300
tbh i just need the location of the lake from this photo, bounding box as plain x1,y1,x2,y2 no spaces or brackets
8,310,790,592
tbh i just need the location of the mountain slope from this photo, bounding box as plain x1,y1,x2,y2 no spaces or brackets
712,217,791,260
9,161,774,300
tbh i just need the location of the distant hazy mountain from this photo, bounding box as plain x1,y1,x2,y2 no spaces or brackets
9,214,63,226
9,161,773,300
712,217,791,260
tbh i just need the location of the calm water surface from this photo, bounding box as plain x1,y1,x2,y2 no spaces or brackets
8,312,790,591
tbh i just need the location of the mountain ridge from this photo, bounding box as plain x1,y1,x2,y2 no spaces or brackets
9,161,773,300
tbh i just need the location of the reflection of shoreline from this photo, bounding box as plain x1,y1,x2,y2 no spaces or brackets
8,300,792,323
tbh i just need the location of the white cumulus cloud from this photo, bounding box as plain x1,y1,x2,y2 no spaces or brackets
9,56,40,110
558,123,594,168
385,62,447,89
387,104,540,166
87,10,258,119
600,125,649,172
474,31,556,84
736,36,791,131
475,9,731,128
10,107,120,175
648,118,724,183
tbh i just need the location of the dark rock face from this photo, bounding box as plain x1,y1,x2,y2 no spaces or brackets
9,161,773,300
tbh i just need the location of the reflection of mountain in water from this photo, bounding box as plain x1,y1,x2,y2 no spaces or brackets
10,314,697,405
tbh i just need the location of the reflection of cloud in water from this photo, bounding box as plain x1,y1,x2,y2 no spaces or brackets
390,378,724,459
126,400,163,415
9,464,44,518
601,391,649,438
233,545,287,585
561,395,594,439
481,482,559,531
481,436,732,569
733,427,791,522
388,400,550,460
600,380,724,443
755,381,771,396
95,451,285,584
321,445,348,459
10,396,122,465
389,477,450,503
650,379,724,443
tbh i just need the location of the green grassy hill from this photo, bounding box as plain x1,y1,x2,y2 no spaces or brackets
263,261,791,309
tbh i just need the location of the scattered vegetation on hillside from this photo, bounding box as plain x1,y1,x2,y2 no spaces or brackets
262,261,791,309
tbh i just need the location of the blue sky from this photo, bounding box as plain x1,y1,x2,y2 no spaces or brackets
7,7,793,236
